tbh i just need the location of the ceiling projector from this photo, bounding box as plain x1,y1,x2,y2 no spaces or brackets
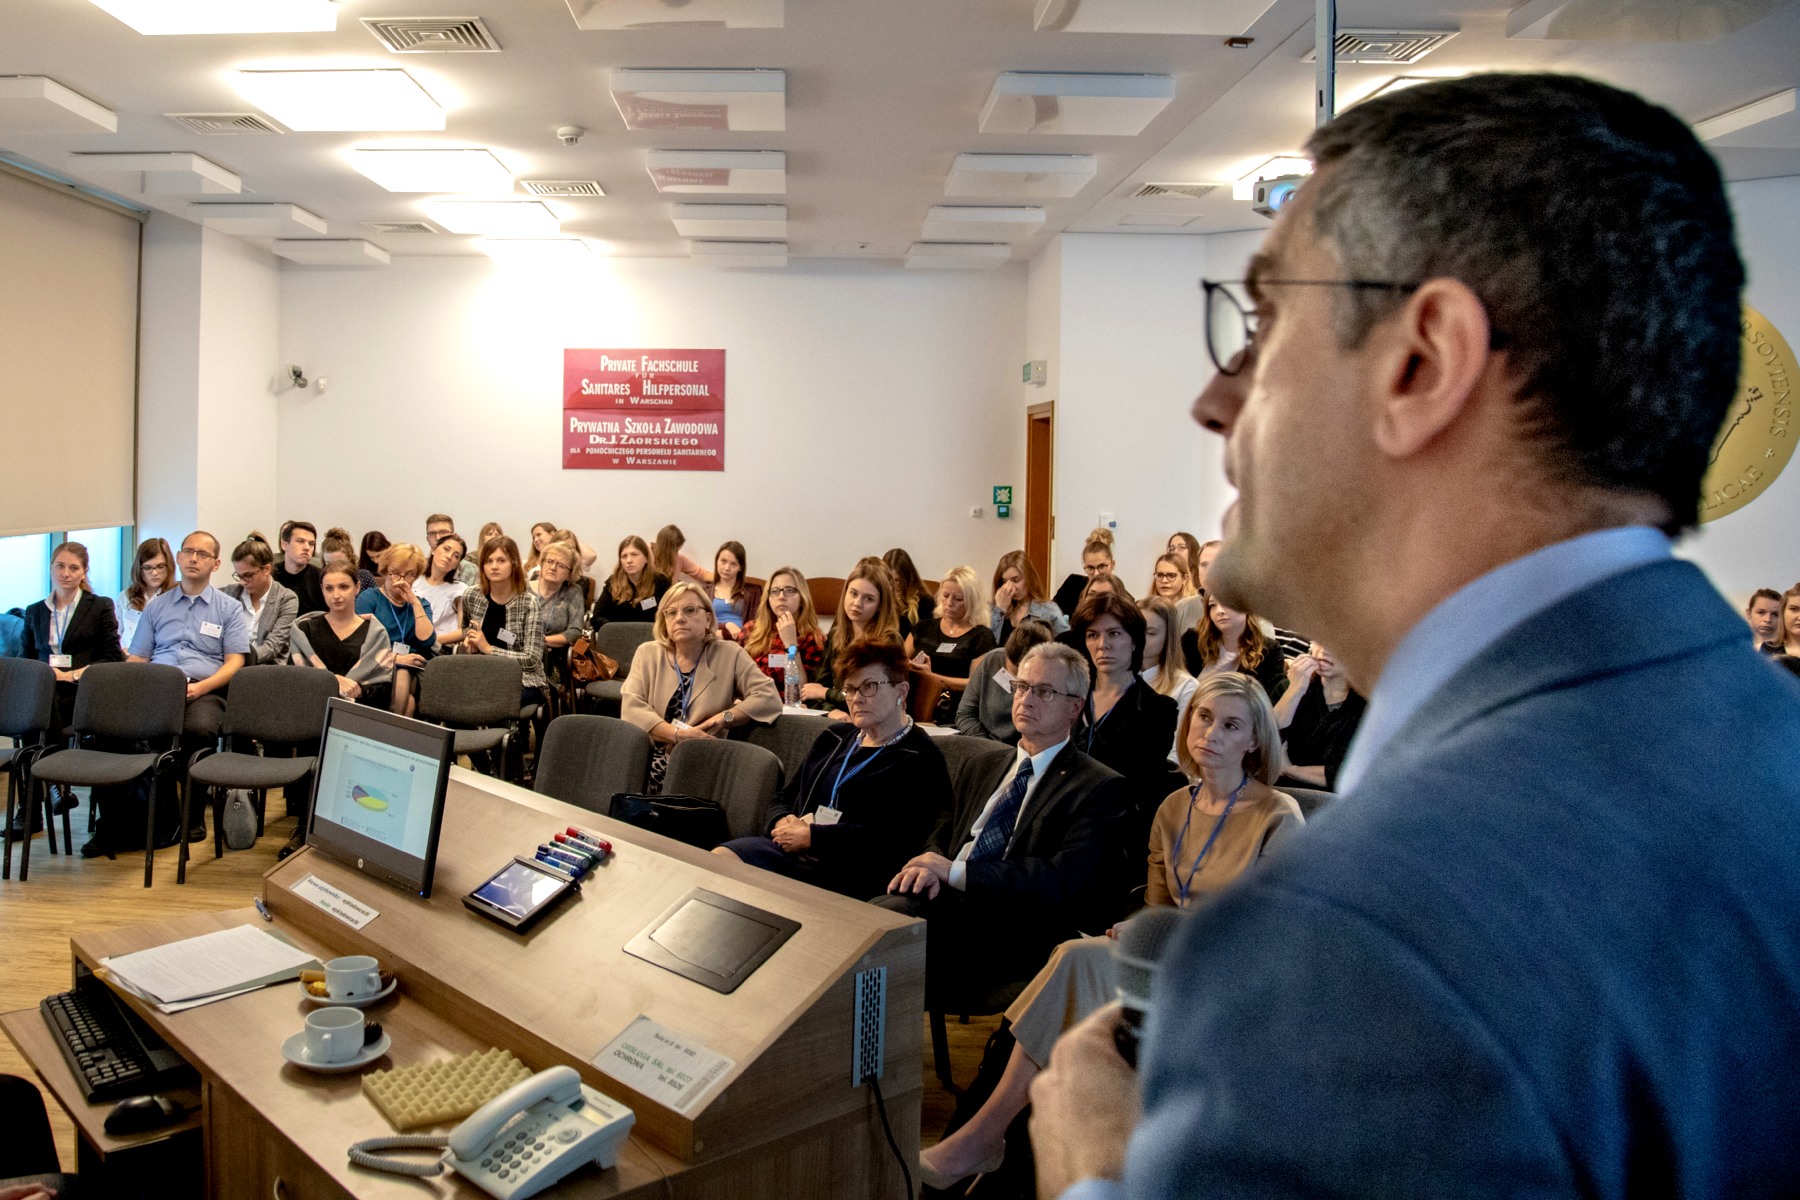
1251,174,1308,219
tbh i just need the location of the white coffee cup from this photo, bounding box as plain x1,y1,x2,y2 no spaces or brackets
304,1006,364,1064
324,954,382,1002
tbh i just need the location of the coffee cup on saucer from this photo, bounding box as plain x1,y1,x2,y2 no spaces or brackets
304,1007,365,1065
324,955,382,1002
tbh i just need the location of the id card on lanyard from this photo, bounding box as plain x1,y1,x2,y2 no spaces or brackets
673,659,698,721
49,596,74,655
826,734,883,812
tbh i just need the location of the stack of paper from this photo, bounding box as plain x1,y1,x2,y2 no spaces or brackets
100,926,320,1013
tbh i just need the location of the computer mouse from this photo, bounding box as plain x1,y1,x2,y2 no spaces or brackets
104,1093,187,1135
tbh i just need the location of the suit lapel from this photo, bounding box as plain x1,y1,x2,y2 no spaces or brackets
1010,743,1076,851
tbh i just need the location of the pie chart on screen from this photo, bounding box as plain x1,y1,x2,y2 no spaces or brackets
351,785,391,812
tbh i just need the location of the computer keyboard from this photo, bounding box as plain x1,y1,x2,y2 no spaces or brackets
40,965,196,1103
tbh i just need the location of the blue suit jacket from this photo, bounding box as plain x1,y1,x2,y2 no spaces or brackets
1124,560,1800,1197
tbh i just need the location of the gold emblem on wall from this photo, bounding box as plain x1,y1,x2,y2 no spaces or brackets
1701,306,1795,523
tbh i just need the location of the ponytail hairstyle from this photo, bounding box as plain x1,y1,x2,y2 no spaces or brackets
1082,527,1116,565
322,527,356,565
50,541,93,593
231,533,276,569
881,548,926,624
651,524,686,580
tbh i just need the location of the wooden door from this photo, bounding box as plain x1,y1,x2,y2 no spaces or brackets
1025,403,1054,581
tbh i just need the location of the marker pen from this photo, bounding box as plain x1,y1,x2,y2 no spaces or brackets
532,852,578,880
554,833,607,860
564,827,613,855
536,845,593,877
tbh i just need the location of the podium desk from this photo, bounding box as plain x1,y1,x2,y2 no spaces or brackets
45,767,926,1199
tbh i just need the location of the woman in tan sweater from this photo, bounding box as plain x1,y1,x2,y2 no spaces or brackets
918,671,1302,1190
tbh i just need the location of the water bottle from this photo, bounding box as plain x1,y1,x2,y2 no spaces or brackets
784,644,803,706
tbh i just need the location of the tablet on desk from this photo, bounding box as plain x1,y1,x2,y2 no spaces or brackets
463,858,578,933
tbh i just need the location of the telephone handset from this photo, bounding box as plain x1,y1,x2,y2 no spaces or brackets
349,1065,636,1200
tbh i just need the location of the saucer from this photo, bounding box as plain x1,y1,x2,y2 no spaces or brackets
282,1029,391,1074
300,977,397,1009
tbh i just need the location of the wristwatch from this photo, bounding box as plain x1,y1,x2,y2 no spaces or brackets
721,709,737,728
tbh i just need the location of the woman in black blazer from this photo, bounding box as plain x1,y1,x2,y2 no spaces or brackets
715,639,952,900
1074,591,1180,846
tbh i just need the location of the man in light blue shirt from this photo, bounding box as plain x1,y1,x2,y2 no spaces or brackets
1028,74,1800,1199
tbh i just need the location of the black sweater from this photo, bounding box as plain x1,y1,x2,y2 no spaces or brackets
589,573,671,627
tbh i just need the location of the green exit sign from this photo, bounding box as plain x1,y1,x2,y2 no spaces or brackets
993,485,1013,506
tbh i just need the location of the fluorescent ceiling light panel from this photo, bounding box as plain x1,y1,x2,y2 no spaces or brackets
1231,155,1311,201
423,200,560,235
979,73,1175,136
689,240,788,267
1696,89,1800,149
946,154,1096,197
566,0,783,28
67,152,241,194
646,151,786,194
476,238,594,263
905,242,1012,269
272,239,391,266
670,203,787,238
610,69,785,132
923,206,1045,239
0,77,117,134
1033,0,1278,37
193,202,328,235
87,0,336,35
351,148,513,193
1117,214,1196,227
234,70,445,132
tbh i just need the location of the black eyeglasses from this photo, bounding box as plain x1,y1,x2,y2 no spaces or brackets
1202,278,1419,376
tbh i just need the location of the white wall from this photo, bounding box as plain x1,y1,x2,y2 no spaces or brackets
276,256,1026,583
136,213,203,544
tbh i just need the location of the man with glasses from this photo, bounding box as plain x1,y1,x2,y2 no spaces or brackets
1029,74,1800,1198
879,642,1130,1000
106,532,251,854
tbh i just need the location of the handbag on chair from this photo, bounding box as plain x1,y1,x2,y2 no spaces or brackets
608,792,730,850
567,635,618,684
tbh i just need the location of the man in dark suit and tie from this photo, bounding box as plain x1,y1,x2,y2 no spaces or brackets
1029,74,1800,1199
878,642,1130,998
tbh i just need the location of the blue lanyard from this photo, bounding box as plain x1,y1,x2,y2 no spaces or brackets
1171,777,1249,906
1083,694,1117,752
828,738,881,810
50,596,74,650
671,658,697,720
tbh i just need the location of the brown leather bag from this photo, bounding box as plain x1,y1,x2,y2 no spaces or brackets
567,634,618,684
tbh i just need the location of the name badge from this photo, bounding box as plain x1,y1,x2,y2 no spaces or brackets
937,642,958,654
392,643,409,656
200,621,223,638
812,807,843,827
496,627,516,645
995,667,1014,693
49,654,73,670
640,597,658,611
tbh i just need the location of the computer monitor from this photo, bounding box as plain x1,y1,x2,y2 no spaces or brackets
306,699,454,898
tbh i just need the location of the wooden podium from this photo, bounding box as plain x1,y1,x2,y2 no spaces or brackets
58,768,926,1199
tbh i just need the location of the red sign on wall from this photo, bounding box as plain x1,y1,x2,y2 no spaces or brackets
562,349,725,471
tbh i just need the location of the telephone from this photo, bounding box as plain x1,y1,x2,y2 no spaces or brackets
349,1065,636,1200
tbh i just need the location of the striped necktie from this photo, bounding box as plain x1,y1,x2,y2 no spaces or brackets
968,757,1035,863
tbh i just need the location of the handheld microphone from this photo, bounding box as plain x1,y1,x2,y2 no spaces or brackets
1111,908,1183,1068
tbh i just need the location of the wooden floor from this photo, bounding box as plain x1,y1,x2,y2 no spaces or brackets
0,793,997,1173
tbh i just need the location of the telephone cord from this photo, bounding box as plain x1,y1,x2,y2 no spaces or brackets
347,1134,450,1176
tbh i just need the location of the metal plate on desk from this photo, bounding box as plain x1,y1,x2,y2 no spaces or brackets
623,888,800,994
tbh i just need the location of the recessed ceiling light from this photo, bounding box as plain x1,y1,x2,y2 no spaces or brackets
424,200,560,236
669,203,787,238
0,76,117,134
923,206,1046,239
610,69,786,132
647,151,786,194
1695,89,1800,148
351,148,512,194
476,238,593,264
272,239,391,267
86,0,337,35
1034,0,1277,37
566,0,784,29
979,73,1175,136
905,242,1011,269
68,151,241,195
234,70,445,132
945,154,1096,198
1231,156,1311,201
689,240,788,268
192,202,328,236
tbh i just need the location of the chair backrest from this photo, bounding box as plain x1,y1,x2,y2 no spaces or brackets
69,662,188,743
664,738,782,840
594,623,656,681
809,576,845,619
221,665,340,745
1282,785,1337,818
0,656,56,740
904,665,967,723
743,712,834,786
418,654,523,728
535,715,651,812
937,736,1016,817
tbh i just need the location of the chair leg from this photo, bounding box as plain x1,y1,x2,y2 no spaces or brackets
213,786,227,862
177,776,193,885
930,1009,956,1093
41,782,58,857
143,769,159,888
59,785,73,857
3,763,15,882
19,772,38,883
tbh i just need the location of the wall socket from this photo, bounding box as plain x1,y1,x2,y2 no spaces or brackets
970,505,983,517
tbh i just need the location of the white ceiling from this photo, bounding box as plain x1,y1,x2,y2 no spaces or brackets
1,0,1796,263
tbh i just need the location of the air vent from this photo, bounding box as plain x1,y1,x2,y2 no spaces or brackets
1132,182,1216,200
522,179,605,197
1303,29,1456,64
362,17,500,52
363,221,438,234
165,112,282,135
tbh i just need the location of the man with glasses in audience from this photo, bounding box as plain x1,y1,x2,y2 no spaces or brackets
274,519,326,615
1029,74,1800,1198
107,532,251,854
878,642,1130,999
426,513,480,587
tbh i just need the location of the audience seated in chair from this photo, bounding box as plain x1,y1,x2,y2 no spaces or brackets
1776,582,1800,656
1273,641,1367,790
875,642,1131,1003
590,535,669,628
815,559,903,716
707,540,761,640
353,542,435,715
426,512,479,588
916,670,1302,1191
115,536,174,652
1073,591,1180,843
1138,595,1197,763
221,533,297,667
356,530,389,594
910,565,996,680
957,620,1055,745
530,539,592,703
715,638,951,900
417,532,468,649
991,550,1069,642
620,581,782,793
1182,596,1288,703
883,548,936,645
653,524,712,588
1051,528,1115,618
459,534,547,708
1746,587,1783,653
273,520,325,615
292,560,395,711
736,565,826,696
